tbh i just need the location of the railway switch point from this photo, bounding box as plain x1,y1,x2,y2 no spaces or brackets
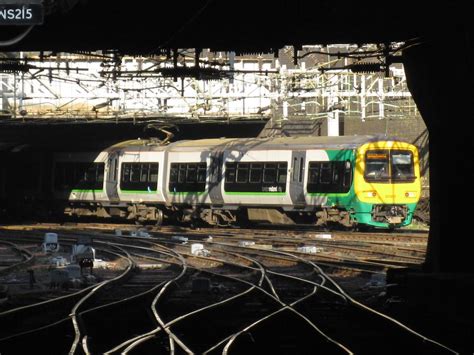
42,232,59,253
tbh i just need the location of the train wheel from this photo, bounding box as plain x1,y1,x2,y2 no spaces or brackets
155,210,163,226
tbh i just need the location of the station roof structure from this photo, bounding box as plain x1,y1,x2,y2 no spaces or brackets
0,1,461,54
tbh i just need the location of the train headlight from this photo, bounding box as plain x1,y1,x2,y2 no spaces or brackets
405,191,417,198
364,191,377,197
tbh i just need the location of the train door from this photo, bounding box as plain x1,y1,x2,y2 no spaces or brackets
106,152,120,202
208,151,224,206
290,151,306,208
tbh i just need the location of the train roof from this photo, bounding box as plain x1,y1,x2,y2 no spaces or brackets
102,135,410,153
106,139,169,152
165,135,406,151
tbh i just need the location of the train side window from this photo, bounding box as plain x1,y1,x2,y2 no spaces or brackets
186,163,197,183
299,158,304,183
224,161,287,193
225,163,236,183
170,164,178,183
263,163,276,183
292,158,298,181
236,163,249,183
197,163,207,183
120,163,159,191
320,163,332,184
113,159,118,181
140,165,148,182
53,162,106,190
149,164,158,182
169,162,207,192
342,161,352,188
97,164,105,183
249,163,262,183
308,162,320,184
277,163,288,183
307,160,351,193
178,165,186,183
130,164,140,182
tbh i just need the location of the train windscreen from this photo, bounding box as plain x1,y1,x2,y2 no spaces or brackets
364,150,414,183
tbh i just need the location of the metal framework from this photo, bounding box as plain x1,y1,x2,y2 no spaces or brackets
0,45,419,126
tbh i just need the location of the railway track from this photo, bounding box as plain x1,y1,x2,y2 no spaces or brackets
0,223,461,354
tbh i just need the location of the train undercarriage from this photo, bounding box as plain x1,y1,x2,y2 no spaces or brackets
2,198,408,230
57,201,361,229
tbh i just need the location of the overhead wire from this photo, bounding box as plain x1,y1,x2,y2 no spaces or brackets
0,25,35,47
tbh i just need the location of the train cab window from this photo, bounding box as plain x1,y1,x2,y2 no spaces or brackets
169,162,207,192
391,151,415,182
364,150,415,183
224,161,287,193
307,161,352,193
365,151,390,182
120,163,159,191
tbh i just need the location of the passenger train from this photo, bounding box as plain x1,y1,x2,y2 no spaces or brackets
44,135,421,229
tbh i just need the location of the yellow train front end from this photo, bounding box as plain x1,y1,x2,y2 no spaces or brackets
352,140,421,229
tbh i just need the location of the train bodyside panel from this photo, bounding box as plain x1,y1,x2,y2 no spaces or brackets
116,150,166,204
220,149,293,208
303,149,356,208
164,150,213,206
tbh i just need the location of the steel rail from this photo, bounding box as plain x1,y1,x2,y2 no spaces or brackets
217,252,353,355
108,247,268,353
0,247,130,346
0,240,34,275
272,249,459,355
68,245,135,355
69,242,184,354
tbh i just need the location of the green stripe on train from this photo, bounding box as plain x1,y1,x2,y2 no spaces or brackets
224,192,286,196
120,190,158,194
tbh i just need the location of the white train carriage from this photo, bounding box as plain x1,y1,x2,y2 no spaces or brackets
114,142,167,204
163,139,234,206
220,142,293,208
103,140,167,223
165,136,359,225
